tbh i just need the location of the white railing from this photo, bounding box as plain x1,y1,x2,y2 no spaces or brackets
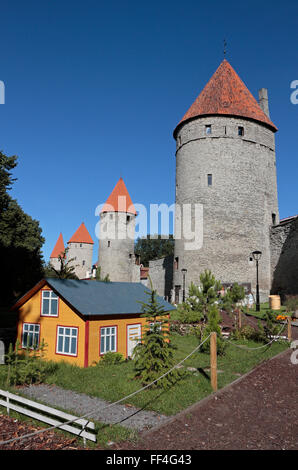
0,389,96,444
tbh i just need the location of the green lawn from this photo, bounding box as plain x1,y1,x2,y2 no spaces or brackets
243,302,288,320
0,333,289,417
0,332,289,447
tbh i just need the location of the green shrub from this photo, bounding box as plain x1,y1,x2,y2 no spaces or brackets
196,305,226,356
285,296,298,314
98,352,125,365
5,340,56,386
230,324,265,343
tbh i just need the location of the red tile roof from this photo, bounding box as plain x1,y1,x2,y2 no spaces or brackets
50,233,65,259
101,177,137,215
68,222,94,245
174,59,277,137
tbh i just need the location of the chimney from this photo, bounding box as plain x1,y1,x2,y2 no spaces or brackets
258,88,270,118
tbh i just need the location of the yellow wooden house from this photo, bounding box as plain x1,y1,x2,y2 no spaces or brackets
12,278,175,368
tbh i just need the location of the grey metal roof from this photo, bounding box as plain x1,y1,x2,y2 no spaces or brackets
45,278,175,316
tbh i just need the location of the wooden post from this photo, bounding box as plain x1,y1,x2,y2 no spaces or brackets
6,395,10,416
238,309,242,330
210,332,217,392
288,316,292,342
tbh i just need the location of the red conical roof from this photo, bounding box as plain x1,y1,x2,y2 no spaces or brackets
50,233,65,259
101,178,137,215
174,59,277,137
68,222,94,245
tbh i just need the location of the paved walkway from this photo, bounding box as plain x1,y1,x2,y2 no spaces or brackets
20,384,168,431
112,347,298,450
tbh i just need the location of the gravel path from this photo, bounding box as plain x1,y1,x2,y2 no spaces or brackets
19,384,168,431
112,347,298,450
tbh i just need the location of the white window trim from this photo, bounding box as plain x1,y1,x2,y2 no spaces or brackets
22,323,40,349
41,290,59,317
56,326,78,356
100,326,117,355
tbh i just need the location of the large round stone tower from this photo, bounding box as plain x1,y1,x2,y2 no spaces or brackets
98,177,139,282
173,59,279,303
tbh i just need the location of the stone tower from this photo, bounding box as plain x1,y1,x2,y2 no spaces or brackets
173,59,279,303
49,232,65,271
67,222,94,279
98,177,140,282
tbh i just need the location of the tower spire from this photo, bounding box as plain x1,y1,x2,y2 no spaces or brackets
223,39,227,59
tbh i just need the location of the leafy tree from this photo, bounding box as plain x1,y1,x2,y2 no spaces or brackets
0,193,45,304
133,281,181,388
221,283,245,314
0,152,46,304
0,151,17,213
134,234,174,267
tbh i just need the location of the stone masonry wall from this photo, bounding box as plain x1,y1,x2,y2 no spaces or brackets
149,255,174,301
174,115,279,303
270,217,298,299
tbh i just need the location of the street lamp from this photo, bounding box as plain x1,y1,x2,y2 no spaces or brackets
252,251,262,312
181,268,187,303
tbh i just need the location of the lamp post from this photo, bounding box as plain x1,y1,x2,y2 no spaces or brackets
252,251,262,312
181,268,187,303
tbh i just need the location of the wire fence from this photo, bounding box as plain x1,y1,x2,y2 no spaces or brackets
224,322,288,350
0,314,292,447
0,334,212,447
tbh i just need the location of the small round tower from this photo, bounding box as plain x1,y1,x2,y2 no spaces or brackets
98,178,139,282
67,222,94,279
173,59,279,303
49,232,65,271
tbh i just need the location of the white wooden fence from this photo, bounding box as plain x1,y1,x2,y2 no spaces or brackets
0,389,96,444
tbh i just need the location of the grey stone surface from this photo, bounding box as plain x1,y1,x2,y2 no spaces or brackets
149,255,173,301
98,211,139,282
270,216,298,298
173,115,279,303
67,242,94,279
20,384,168,431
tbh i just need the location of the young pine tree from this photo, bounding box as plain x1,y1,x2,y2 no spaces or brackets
133,283,181,389
177,270,222,324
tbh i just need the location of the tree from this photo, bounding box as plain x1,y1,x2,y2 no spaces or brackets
177,270,222,324
134,235,174,267
200,304,226,356
44,249,78,279
221,283,245,329
133,281,181,388
0,151,17,213
0,152,45,304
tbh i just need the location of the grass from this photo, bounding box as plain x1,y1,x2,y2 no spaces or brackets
242,302,288,320
0,333,289,419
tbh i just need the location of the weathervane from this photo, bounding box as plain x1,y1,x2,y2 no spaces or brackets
224,39,227,59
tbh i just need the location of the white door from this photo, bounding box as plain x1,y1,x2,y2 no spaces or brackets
127,324,141,358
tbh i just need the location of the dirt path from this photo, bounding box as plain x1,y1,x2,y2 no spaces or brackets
113,348,298,450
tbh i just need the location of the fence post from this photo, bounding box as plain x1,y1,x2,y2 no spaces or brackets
6,395,10,416
210,332,217,392
238,309,242,330
288,316,292,342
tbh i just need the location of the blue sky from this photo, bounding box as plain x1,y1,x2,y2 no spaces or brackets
0,0,297,264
